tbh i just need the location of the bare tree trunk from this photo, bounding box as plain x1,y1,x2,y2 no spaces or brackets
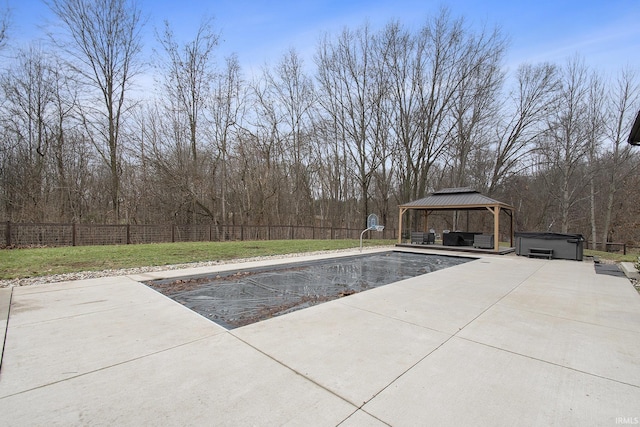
561,161,571,233
589,176,597,248
584,73,606,249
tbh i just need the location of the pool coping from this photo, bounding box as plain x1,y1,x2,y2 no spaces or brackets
146,249,474,330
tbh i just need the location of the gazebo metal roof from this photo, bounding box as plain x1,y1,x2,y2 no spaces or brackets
399,187,514,210
397,187,515,251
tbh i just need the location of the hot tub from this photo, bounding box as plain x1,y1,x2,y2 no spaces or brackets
515,232,584,261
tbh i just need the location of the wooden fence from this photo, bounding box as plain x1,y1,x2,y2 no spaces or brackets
1,221,396,248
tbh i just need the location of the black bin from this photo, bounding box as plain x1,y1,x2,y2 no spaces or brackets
515,232,584,261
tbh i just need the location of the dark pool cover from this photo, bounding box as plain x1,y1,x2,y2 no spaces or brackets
146,251,470,329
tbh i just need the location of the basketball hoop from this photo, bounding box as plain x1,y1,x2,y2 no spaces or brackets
360,214,385,252
367,214,378,229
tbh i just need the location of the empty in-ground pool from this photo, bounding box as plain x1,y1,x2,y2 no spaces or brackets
145,251,472,329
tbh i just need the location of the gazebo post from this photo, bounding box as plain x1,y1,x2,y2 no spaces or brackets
398,207,406,244
510,209,514,247
493,205,500,251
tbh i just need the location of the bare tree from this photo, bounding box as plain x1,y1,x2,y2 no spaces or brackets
245,64,292,225
265,48,317,224
378,10,507,232
488,63,559,195
0,45,54,220
312,115,354,228
152,18,219,222
600,67,639,246
46,0,144,222
448,25,506,190
412,9,471,199
210,54,245,228
541,57,594,233
0,2,9,50
576,71,610,243
48,54,84,221
0,44,88,222
400,9,503,201
156,18,218,163
584,72,606,248
315,23,387,227
378,21,420,206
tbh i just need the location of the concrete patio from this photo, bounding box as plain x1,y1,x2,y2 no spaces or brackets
1,247,639,426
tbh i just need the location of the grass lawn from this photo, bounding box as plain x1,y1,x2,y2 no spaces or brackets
0,239,395,280
1,240,637,281
584,249,639,264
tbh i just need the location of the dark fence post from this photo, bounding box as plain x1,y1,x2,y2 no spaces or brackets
72,223,77,246
5,221,10,246
126,224,131,244
171,224,175,242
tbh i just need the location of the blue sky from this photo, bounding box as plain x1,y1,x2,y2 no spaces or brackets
6,0,640,76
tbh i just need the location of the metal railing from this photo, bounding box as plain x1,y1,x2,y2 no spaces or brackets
585,241,640,255
1,221,397,248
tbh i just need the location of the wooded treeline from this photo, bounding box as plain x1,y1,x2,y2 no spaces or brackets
1,2,639,247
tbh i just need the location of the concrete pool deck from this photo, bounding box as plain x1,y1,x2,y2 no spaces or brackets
1,247,639,425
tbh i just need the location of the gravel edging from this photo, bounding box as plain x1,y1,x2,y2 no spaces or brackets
0,246,394,289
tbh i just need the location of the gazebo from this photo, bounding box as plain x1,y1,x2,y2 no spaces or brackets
397,187,515,252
